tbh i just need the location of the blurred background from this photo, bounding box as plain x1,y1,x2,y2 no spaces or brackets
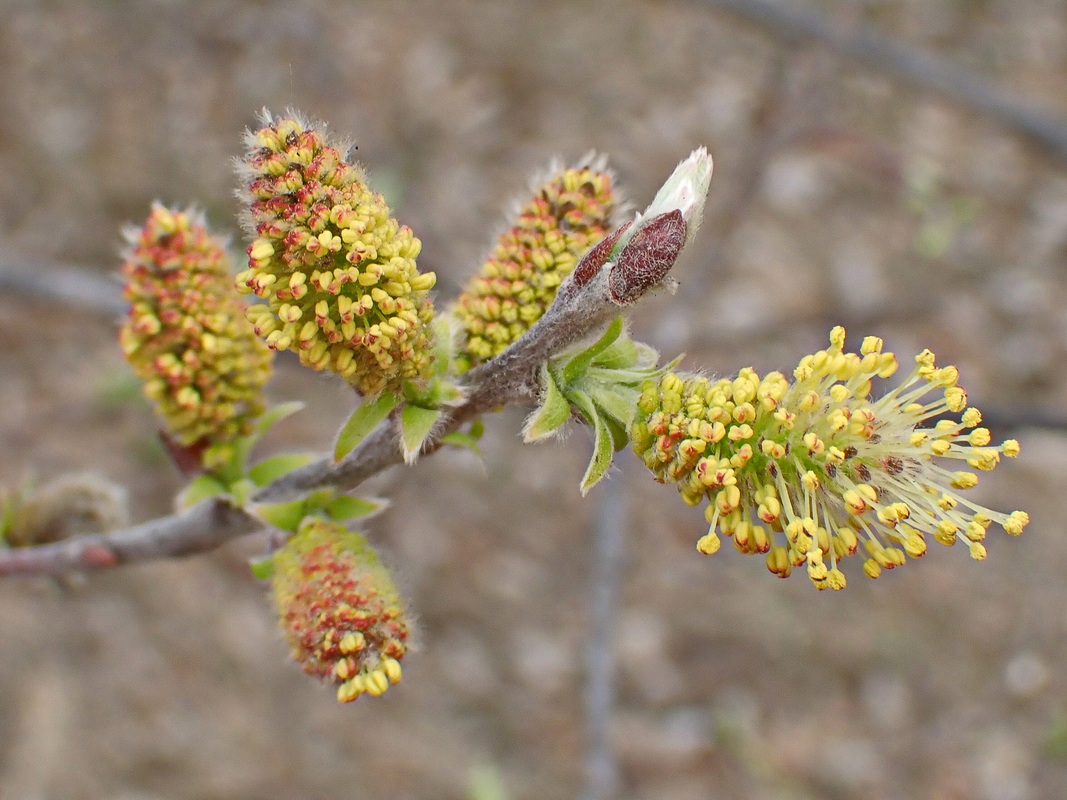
1,1,1065,798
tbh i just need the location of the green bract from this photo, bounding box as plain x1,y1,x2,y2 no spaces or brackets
524,316,672,494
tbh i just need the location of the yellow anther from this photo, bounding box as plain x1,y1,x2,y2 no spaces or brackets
1004,511,1029,535
696,531,721,555
950,472,978,489
339,631,365,654
382,657,403,684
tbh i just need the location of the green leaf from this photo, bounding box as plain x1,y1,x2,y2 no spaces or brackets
325,495,388,521
0,490,16,541
334,392,399,461
523,365,573,442
441,417,485,454
470,418,485,439
580,403,616,495
601,410,631,452
180,474,229,507
226,400,308,478
430,316,457,378
255,400,307,439
400,404,443,464
588,385,640,429
247,453,317,486
562,316,624,384
592,335,639,370
229,477,257,507
253,499,307,532
249,555,276,580
567,388,597,426
586,366,661,384
441,431,480,452
468,764,509,800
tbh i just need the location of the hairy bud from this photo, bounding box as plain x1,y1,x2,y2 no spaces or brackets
3,473,128,548
607,210,687,305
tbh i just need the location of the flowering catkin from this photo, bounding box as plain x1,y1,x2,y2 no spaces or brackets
120,204,272,466
631,327,1027,589
271,517,409,703
236,111,436,396
452,158,618,369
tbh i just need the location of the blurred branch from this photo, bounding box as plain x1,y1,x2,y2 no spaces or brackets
0,255,126,316
693,0,1067,162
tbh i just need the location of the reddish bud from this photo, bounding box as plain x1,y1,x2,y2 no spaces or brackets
607,210,687,305
567,221,632,294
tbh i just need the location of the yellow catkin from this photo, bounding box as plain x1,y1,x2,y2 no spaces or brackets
235,111,435,395
271,517,410,703
631,327,1028,589
451,158,618,369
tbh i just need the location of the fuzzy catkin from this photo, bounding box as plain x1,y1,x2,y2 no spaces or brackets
120,204,272,466
236,111,436,396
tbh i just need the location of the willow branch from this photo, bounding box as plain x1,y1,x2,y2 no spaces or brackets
0,497,258,578
0,241,660,578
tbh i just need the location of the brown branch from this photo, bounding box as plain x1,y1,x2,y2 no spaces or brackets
693,0,1067,162
0,234,663,578
0,497,258,578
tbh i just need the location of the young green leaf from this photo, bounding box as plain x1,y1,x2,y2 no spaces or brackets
224,400,308,481
400,404,443,464
562,315,625,384
429,315,458,378
325,495,388,522
247,453,317,486
334,392,400,461
591,334,640,370
588,386,640,429
0,489,16,542
580,403,616,495
179,474,229,507
441,430,480,452
254,401,307,439
253,499,308,532
228,477,257,507
441,418,485,454
600,408,631,452
523,365,573,442
249,555,276,580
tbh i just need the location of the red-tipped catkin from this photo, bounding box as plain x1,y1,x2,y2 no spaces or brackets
271,517,410,702
120,204,273,468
